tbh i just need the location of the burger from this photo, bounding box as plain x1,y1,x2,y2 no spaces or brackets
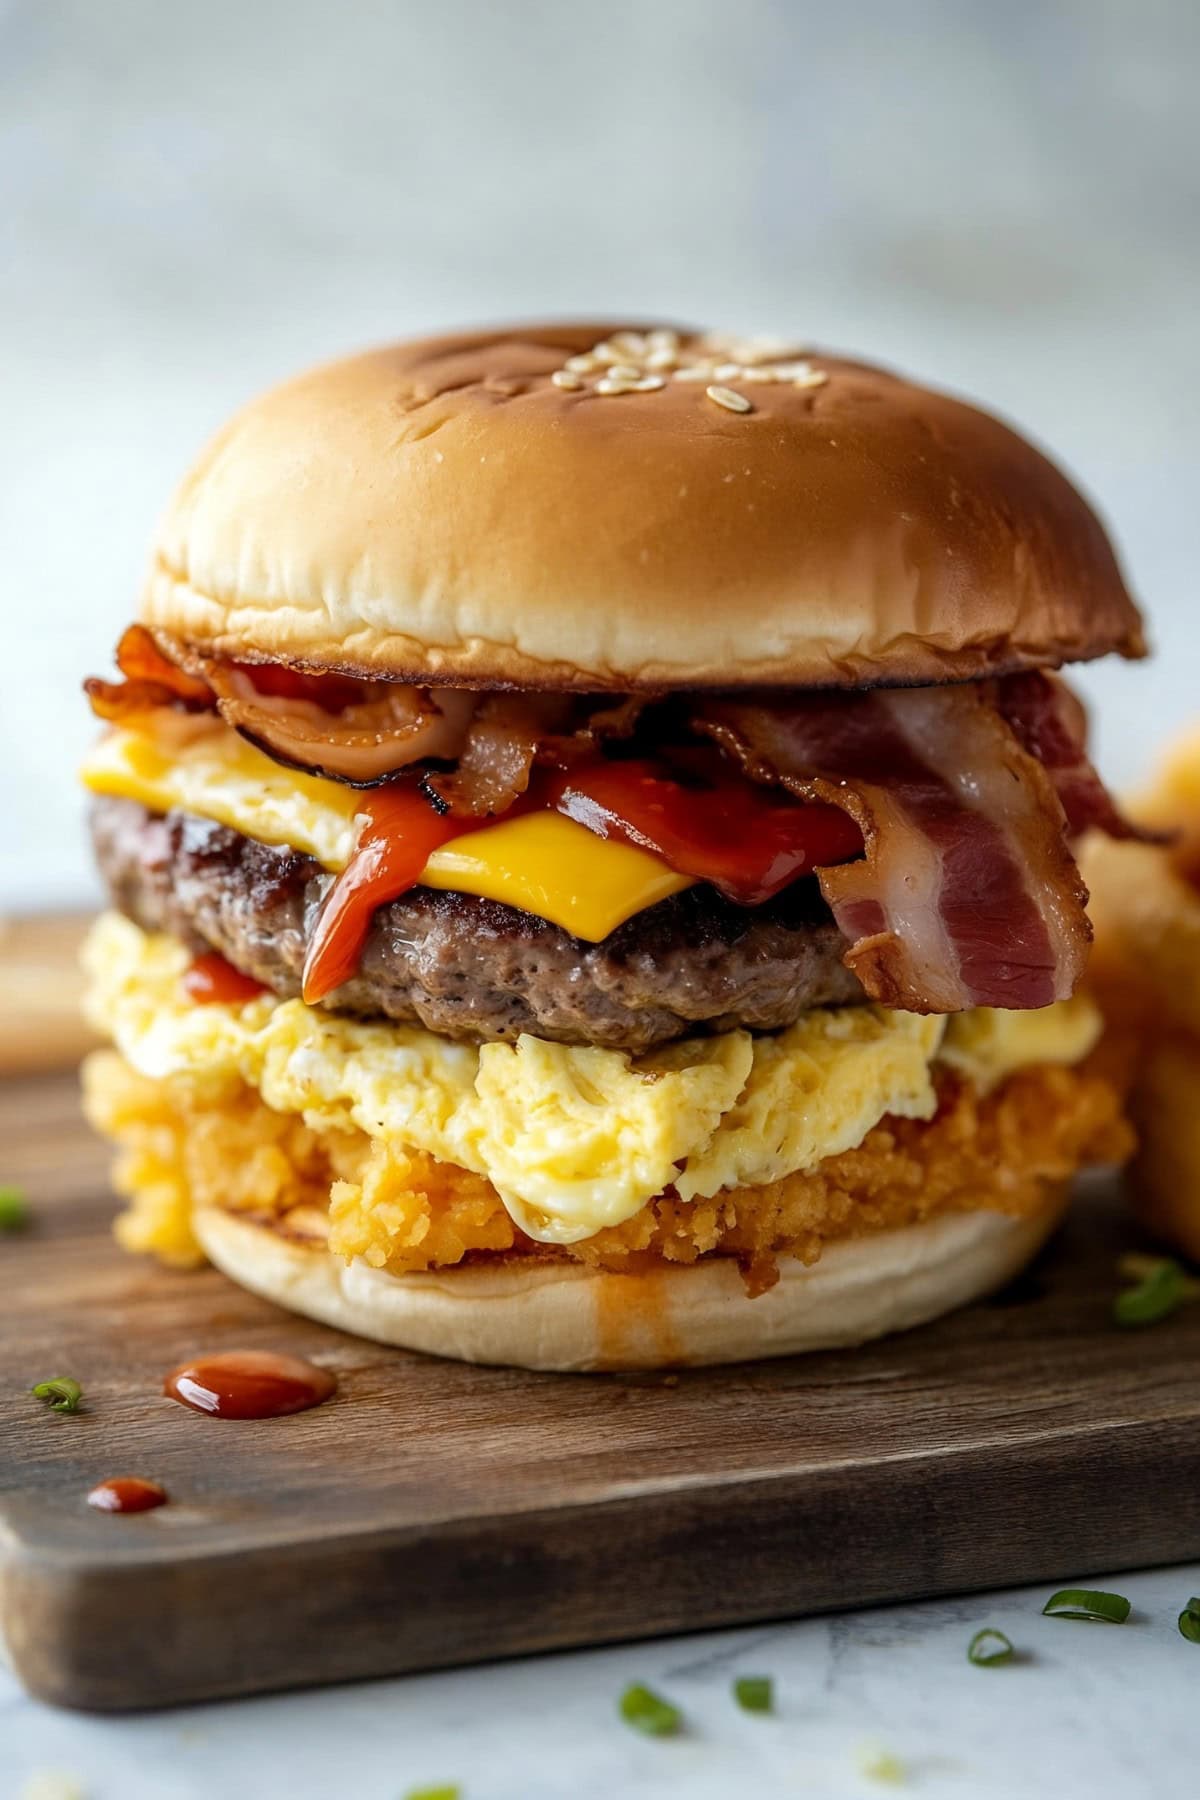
80,323,1140,1370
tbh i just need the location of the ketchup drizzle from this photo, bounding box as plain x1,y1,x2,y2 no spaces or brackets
300,753,865,1003
183,951,269,1005
549,756,863,906
301,784,466,1004
87,1476,168,1514
163,1350,336,1419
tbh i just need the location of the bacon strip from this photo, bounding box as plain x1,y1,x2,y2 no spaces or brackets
84,625,216,723
83,629,1127,1014
995,670,1152,842
422,694,572,815
200,663,480,786
423,694,648,817
694,683,1093,1013
85,625,652,812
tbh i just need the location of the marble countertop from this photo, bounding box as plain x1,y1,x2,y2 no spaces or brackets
3,1562,1195,1798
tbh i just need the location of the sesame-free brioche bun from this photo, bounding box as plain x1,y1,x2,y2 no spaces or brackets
192,1197,1066,1373
142,323,1144,693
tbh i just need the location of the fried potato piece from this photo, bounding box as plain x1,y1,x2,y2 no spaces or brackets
1081,729,1200,1260
1123,1032,1200,1263
1085,835,1200,1043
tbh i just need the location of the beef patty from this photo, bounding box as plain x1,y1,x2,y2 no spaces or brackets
90,795,864,1051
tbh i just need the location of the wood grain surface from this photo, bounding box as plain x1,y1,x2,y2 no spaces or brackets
0,913,99,1076
2,1068,1199,1714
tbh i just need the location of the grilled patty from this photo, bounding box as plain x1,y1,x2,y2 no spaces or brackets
90,795,864,1050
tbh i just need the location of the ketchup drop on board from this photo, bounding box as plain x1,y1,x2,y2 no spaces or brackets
163,1350,337,1419
86,1476,168,1514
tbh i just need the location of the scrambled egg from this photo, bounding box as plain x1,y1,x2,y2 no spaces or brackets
937,995,1101,1094
82,913,1102,1248
84,913,944,1244
84,1041,1130,1279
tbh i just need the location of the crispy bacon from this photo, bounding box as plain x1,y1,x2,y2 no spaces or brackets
84,625,216,723
85,626,651,810
422,694,574,815
422,694,649,817
693,682,1094,1013
995,670,1152,842
112,625,214,701
83,626,1133,1015
199,662,480,786
572,693,650,748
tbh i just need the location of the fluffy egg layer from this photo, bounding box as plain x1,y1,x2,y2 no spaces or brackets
83,912,1102,1247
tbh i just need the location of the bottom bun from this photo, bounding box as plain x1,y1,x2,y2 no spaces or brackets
193,1196,1068,1372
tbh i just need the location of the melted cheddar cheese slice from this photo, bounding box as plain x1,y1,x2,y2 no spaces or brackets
81,726,693,941
419,811,691,937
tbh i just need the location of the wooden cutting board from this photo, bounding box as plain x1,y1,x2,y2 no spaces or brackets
3,1067,1200,1715
0,913,100,1075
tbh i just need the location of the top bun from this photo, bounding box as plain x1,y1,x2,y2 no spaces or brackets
141,322,1145,691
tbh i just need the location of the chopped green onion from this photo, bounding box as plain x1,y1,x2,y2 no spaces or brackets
1117,1252,1163,1281
1042,1588,1130,1624
31,1377,84,1415
856,1745,906,1784
1179,1597,1200,1645
403,1788,460,1800
1117,1252,1200,1294
0,1184,29,1231
733,1674,773,1712
618,1682,682,1736
967,1627,1014,1666
1113,1258,1186,1326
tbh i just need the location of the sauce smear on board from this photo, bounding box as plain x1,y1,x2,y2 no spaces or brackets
87,1476,168,1514
163,1350,337,1419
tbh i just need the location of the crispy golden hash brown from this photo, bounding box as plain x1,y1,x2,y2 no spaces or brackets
1081,738,1200,1262
83,1050,1129,1289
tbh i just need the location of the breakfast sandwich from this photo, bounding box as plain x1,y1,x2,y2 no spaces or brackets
1084,730,1200,1262
81,323,1141,1369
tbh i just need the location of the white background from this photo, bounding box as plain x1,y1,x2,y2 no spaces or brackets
2,0,1198,910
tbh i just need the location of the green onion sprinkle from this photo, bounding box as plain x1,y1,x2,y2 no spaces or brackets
31,1377,84,1415
0,1184,29,1231
1179,1598,1200,1645
1113,1258,1186,1327
1042,1588,1130,1624
967,1627,1015,1666
618,1682,682,1736
733,1674,773,1712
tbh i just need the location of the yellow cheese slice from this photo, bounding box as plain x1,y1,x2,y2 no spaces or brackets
82,726,693,941
81,725,360,870
422,812,692,940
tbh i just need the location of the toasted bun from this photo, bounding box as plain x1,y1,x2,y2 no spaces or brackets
142,323,1143,692
193,1198,1067,1372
